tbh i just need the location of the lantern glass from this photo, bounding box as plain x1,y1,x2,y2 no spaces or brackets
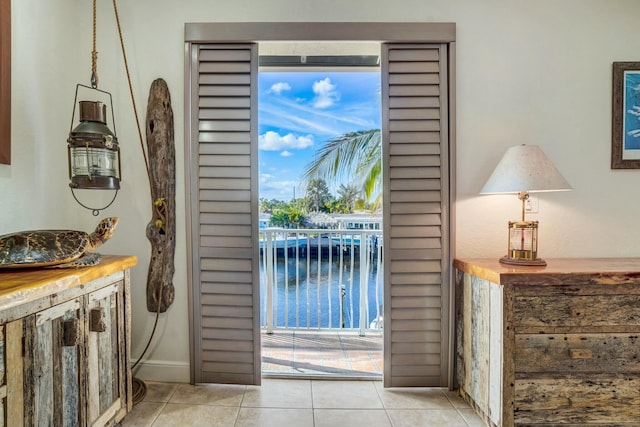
67,141,121,190
500,220,546,266
67,98,121,191
69,145,119,178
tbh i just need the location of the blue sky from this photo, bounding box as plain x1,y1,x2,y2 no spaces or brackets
258,71,381,201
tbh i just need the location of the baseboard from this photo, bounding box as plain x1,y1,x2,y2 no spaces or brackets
131,359,190,383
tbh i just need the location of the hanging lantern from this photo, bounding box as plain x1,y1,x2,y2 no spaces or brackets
68,94,121,191
66,0,123,215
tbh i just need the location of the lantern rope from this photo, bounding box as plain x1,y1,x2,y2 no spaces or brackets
111,0,152,192
111,0,168,405
91,0,98,88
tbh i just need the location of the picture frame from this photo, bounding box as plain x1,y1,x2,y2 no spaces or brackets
612,62,640,169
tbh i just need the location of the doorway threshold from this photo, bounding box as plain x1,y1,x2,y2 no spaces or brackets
261,329,382,380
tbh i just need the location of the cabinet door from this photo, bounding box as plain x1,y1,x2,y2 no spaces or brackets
8,298,85,427
86,282,127,427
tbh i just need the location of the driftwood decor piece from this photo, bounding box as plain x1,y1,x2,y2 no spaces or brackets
145,78,175,312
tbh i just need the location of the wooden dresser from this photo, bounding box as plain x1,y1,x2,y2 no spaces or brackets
0,255,136,427
454,258,640,426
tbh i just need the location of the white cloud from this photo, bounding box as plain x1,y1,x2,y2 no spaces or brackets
259,97,376,137
260,173,275,183
259,131,314,151
259,174,300,201
280,150,293,157
268,82,291,95
312,77,339,109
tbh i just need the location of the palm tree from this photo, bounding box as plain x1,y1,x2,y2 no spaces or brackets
305,178,332,212
337,183,360,213
269,205,306,228
303,129,381,209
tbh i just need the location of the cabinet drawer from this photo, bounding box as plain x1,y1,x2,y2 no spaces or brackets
513,295,640,330
515,333,640,373
515,376,640,424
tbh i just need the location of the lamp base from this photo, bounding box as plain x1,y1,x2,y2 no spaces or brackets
499,256,547,267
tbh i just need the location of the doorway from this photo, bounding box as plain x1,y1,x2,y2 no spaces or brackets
184,22,456,387
258,48,383,378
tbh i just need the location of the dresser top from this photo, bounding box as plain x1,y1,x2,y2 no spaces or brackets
454,257,640,285
0,254,137,311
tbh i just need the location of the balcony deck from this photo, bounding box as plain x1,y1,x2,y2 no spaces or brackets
261,329,383,379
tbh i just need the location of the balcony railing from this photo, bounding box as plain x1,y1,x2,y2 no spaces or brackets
259,228,383,336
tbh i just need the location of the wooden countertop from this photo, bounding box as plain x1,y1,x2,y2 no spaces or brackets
453,257,640,285
0,254,137,312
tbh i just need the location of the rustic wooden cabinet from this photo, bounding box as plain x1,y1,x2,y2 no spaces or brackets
454,258,640,427
0,255,136,427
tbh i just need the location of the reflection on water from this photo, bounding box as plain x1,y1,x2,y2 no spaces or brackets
260,256,382,329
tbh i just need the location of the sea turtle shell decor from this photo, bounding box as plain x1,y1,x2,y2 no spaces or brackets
0,217,118,269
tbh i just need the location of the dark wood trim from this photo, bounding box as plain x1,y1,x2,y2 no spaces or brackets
185,22,456,43
0,0,10,165
611,61,640,169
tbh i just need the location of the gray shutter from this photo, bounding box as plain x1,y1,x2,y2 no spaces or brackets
382,43,451,387
186,43,260,385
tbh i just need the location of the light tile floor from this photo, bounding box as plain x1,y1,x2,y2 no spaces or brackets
120,379,486,427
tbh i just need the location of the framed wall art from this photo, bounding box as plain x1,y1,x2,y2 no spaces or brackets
612,61,640,169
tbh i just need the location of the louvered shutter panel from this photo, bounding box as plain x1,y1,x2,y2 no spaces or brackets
187,43,260,385
382,43,451,387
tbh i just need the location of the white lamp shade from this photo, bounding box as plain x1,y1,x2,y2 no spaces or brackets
480,145,572,194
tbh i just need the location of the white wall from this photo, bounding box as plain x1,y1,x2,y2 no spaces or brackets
3,0,640,382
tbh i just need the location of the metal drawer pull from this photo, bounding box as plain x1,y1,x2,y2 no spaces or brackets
89,307,107,332
569,349,592,359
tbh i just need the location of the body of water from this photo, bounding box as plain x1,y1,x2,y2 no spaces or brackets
260,255,383,330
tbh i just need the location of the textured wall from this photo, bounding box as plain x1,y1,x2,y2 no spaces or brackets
3,0,640,381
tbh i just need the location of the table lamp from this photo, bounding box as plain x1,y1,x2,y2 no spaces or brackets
480,144,572,266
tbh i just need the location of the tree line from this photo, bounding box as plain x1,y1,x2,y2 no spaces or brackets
260,179,374,228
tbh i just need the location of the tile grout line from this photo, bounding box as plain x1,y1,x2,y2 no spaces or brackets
234,385,249,427
441,388,474,427
310,379,316,427
147,401,168,427
148,383,178,427
372,379,398,427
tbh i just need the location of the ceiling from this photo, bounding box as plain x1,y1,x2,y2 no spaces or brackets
258,41,381,71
